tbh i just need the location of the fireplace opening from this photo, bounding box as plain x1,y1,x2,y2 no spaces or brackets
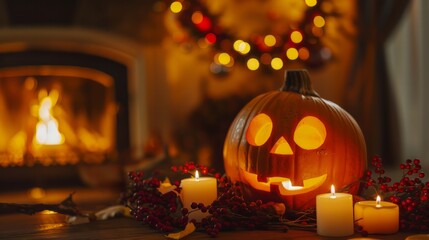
0,50,130,191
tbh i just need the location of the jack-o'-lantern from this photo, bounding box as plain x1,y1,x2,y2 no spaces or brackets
223,70,366,210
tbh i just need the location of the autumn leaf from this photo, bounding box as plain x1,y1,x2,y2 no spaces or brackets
165,222,196,239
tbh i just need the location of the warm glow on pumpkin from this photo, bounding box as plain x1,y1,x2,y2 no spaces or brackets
293,116,326,150
223,70,367,210
270,136,293,155
246,113,273,146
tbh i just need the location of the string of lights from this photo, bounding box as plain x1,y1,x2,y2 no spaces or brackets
166,0,333,73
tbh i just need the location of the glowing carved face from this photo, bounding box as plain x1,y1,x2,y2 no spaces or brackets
223,71,367,211
240,113,327,196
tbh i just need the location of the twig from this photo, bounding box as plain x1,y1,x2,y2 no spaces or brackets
0,193,83,216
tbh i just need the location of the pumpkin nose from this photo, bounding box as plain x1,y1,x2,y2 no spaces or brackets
270,136,293,155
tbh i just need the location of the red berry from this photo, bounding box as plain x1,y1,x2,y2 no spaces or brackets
419,172,425,178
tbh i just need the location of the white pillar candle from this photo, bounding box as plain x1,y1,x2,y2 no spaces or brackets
180,170,217,221
354,195,399,234
316,185,354,237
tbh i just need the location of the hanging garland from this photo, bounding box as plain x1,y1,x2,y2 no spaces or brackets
165,0,335,73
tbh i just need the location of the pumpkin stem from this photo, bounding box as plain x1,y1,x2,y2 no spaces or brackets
280,69,320,97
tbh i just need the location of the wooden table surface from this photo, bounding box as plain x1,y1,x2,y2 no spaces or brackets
0,188,426,240
0,212,424,240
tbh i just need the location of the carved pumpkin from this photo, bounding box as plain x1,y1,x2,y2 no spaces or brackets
223,70,366,210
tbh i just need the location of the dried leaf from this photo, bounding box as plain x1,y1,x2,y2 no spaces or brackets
95,205,131,220
165,222,196,239
157,178,178,195
66,215,90,225
67,205,131,225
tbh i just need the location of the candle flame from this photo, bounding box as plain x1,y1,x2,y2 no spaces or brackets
195,170,200,181
330,184,336,198
376,195,381,207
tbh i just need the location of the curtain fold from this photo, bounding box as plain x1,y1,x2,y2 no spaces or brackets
344,0,410,165
386,0,429,167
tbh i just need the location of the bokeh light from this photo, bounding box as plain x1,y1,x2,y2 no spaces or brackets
170,1,182,13
233,40,251,54
313,16,326,28
271,57,283,70
298,47,310,60
305,0,317,7
286,48,299,60
264,35,276,47
290,31,303,44
247,58,260,71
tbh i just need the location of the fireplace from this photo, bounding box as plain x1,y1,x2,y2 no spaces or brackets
0,28,148,191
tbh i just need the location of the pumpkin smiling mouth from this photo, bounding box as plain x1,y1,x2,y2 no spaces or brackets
240,169,327,196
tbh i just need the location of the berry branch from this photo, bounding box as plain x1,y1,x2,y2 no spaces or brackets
123,161,316,237
361,156,429,232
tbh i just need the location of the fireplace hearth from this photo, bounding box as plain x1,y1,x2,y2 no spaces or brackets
0,28,148,191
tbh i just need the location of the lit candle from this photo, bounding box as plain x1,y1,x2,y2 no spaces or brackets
354,195,399,234
180,170,217,221
316,185,354,237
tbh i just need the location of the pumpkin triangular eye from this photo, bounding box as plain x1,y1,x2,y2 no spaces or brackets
293,116,326,150
246,113,272,146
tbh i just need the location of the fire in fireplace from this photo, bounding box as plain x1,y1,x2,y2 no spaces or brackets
0,28,148,190
0,65,117,167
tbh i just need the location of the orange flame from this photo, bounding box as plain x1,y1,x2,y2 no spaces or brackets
34,90,64,145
